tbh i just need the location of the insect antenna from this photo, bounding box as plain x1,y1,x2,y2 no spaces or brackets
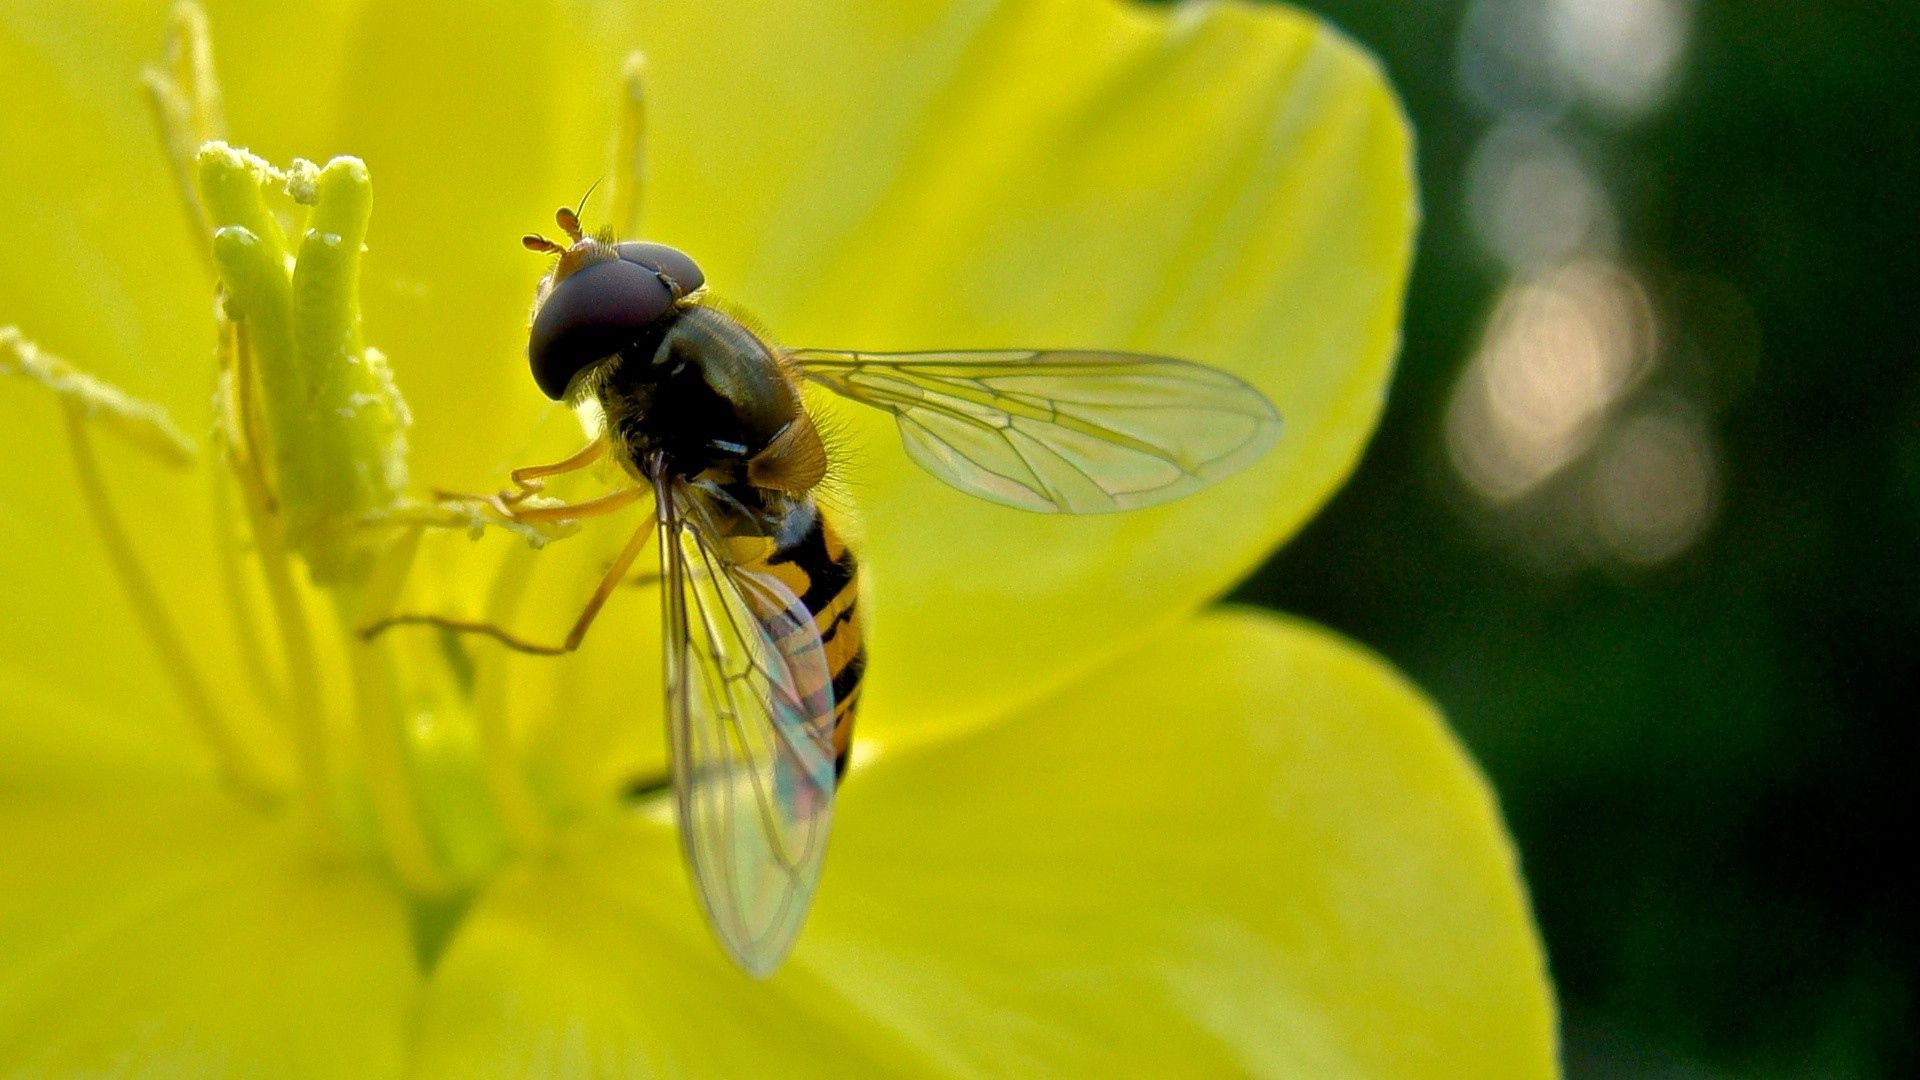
553,177,605,243
574,176,604,220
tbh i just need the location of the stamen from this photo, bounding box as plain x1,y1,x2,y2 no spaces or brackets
346,530,457,895
138,13,316,777
3,329,272,804
133,7,552,896
132,8,366,830
2,327,196,464
471,544,550,848
63,407,279,805
141,0,225,267
214,318,336,835
608,52,649,239
206,463,286,716
219,314,277,510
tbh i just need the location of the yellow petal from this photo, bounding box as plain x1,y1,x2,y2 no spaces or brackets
803,610,1554,1076
224,0,1414,739
415,611,1552,1076
785,2,1414,728
412,819,918,1078
498,0,1416,730
0,679,418,1077
3,3,1412,739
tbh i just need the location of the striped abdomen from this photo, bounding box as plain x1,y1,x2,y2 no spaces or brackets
750,500,863,780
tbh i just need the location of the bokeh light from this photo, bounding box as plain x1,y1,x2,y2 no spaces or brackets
1256,0,1917,1072
1465,121,1617,269
1588,401,1719,566
1544,0,1693,119
1446,260,1655,504
1445,0,1718,570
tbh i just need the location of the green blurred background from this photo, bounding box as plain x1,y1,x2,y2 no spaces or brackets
1233,1,1915,1076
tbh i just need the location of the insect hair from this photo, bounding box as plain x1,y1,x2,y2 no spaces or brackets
803,393,861,513
694,296,864,509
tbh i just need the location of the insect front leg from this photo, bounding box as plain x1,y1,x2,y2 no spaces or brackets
434,433,612,514
507,432,610,494
430,484,637,524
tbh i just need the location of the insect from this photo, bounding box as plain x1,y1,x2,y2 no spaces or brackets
370,204,1282,976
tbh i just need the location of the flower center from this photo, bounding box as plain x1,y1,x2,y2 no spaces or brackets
160,35,565,913
3,5,664,966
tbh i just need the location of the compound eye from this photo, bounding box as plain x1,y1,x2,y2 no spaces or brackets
528,259,676,399
615,241,705,297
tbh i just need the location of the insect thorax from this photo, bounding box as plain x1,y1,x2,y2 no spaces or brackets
597,305,800,485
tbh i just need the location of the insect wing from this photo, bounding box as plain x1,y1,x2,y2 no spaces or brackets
791,349,1282,514
658,482,838,976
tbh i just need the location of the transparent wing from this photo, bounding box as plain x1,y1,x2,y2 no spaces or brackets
792,348,1282,513
657,479,838,977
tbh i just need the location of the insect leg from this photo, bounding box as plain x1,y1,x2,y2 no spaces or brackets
508,485,643,523
432,435,616,515
362,514,658,656
508,433,610,493
433,479,636,524
554,514,660,650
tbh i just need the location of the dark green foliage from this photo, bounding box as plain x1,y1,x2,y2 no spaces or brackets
1236,2,1918,1075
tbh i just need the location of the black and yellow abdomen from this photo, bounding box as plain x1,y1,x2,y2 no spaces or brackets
740,499,864,780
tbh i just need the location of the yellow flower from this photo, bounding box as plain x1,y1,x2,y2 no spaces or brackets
0,0,1555,1075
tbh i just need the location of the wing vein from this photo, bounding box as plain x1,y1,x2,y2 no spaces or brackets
794,347,1281,513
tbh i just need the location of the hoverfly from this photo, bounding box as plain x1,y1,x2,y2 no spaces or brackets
373,204,1281,976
